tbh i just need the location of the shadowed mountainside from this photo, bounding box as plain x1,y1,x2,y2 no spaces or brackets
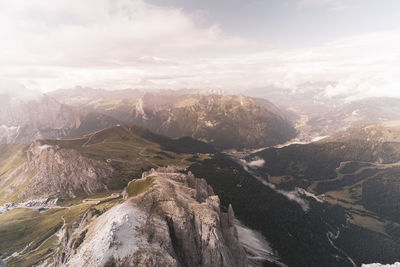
248,122,400,265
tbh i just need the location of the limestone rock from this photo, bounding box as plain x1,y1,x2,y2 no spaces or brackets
59,167,248,267
2,140,113,201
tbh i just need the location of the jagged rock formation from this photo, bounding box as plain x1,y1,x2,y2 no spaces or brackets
0,140,113,202
56,167,248,267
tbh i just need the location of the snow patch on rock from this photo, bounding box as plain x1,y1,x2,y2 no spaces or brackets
204,120,217,127
67,202,150,266
235,220,286,267
38,144,53,151
362,263,400,267
62,167,248,267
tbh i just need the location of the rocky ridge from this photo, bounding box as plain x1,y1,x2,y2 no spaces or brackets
56,167,249,267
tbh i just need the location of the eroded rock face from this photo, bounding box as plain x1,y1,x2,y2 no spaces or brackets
1,141,113,201
24,141,114,199
59,167,248,267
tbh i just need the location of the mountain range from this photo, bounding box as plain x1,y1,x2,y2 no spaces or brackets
245,85,400,141
0,88,296,150
1,87,400,267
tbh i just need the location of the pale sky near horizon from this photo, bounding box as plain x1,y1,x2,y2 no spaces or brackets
0,0,400,100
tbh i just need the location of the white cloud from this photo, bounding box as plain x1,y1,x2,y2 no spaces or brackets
0,0,250,92
0,80,40,100
0,0,399,101
298,0,347,9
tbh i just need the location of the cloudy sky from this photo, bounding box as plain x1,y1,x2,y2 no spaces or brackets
1,0,400,100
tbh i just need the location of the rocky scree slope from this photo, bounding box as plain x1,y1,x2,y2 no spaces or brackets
0,140,113,203
56,167,248,267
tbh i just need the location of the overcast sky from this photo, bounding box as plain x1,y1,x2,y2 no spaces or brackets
1,0,400,100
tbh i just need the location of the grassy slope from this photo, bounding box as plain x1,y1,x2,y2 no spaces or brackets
0,144,27,176
0,196,122,267
125,176,154,198
43,125,212,192
0,208,64,255
0,144,30,205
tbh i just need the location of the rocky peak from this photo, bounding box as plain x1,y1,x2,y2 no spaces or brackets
58,167,248,267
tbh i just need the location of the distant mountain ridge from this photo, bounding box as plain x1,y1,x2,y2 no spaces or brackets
0,87,296,149
244,86,400,141
0,94,121,143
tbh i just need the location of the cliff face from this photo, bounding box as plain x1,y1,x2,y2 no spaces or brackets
0,141,113,202
57,167,248,267
24,141,114,199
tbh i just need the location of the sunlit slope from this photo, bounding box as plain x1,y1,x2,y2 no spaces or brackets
327,121,400,143
0,194,121,266
0,144,29,204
